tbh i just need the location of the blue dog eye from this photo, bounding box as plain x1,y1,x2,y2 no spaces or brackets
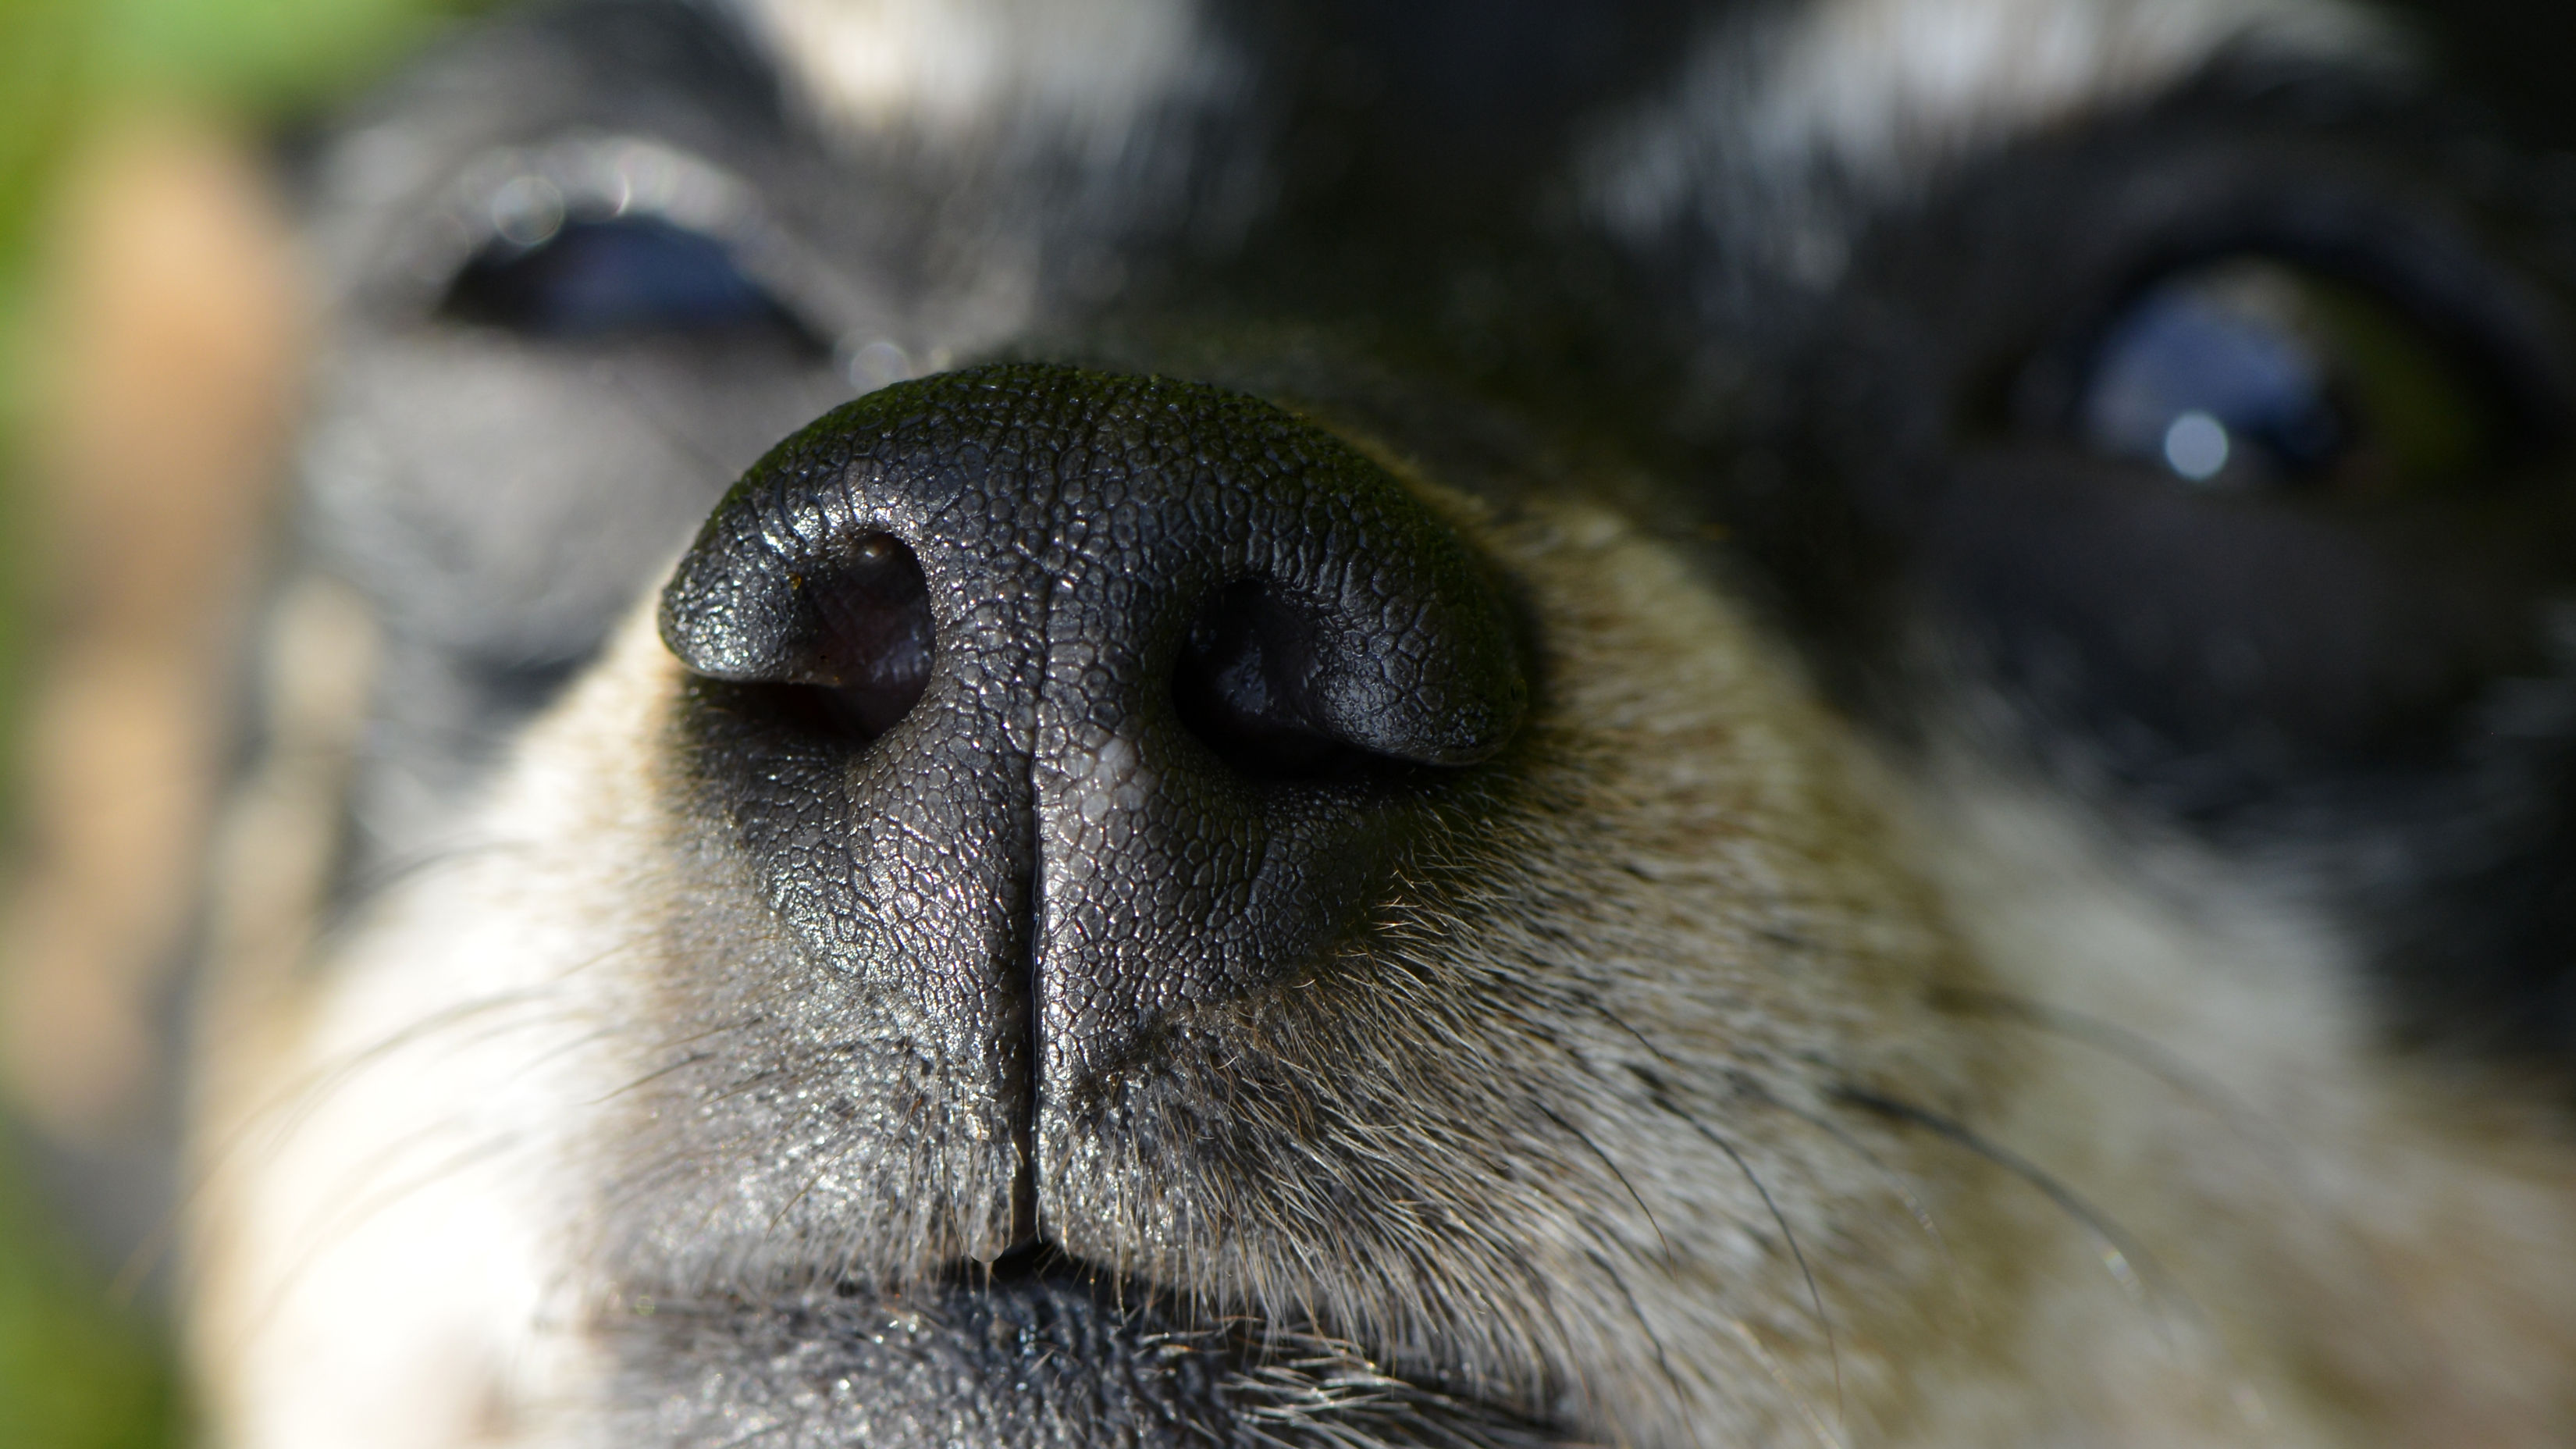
442,215,803,339
2080,265,2343,486
2073,258,2491,498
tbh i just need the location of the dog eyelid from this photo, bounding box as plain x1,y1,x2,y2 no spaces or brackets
415,136,863,353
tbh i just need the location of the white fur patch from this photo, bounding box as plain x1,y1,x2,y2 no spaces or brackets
195,622,685,1449
1592,0,2399,274
730,0,1221,155
209,890,591,1449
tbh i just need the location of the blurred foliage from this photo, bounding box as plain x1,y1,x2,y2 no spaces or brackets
0,2,489,1444
0,1150,180,1449
0,0,488,427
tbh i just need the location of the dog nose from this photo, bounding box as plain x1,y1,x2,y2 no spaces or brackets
660,363,1525,1097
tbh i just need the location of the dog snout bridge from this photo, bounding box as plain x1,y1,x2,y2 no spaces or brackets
660,363,1525,1149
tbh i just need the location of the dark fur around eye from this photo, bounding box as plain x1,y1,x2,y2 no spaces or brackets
1734,80,2576,1059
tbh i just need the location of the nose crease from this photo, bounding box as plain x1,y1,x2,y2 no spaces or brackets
660,363,1526,1226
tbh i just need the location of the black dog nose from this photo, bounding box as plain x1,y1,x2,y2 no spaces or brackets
660,364,1525,1100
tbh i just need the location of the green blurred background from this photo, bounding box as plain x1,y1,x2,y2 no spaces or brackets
0,3,483,1444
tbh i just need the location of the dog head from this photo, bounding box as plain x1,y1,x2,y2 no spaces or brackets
191,2,2576,1444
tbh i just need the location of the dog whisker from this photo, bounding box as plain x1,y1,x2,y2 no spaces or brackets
1733,1079,1972,1328
1831,1086,2176,1315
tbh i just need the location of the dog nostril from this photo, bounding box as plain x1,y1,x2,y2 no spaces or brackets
1173,579,1372,779
662,528,934,741
798,534,934,736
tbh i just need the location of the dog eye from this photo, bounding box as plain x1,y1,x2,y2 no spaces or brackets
2072,258,2496,499
440,214,813,340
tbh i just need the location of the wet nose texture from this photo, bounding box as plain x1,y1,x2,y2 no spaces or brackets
661,364,1526,1138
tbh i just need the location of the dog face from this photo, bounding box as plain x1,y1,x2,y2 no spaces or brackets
190,2,2576,1444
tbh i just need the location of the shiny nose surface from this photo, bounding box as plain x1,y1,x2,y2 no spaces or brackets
661,363,1525,1096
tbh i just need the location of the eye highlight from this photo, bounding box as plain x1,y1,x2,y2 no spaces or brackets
2071,258,2497,500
